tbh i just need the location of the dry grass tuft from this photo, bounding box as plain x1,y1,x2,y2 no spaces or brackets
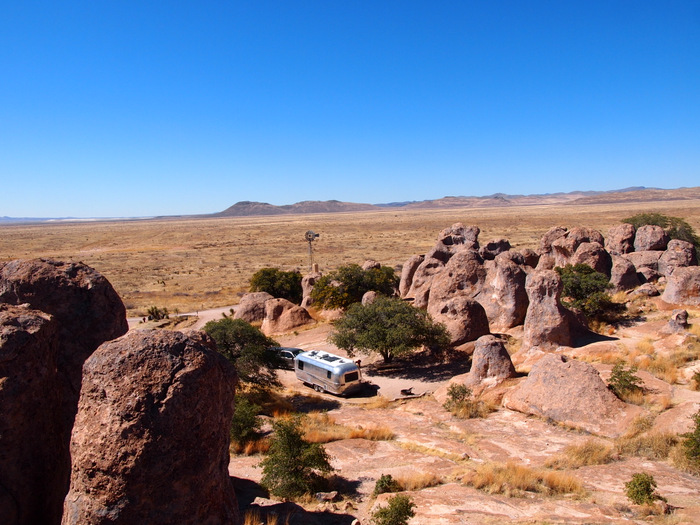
395,471,444,491
301,412,394,443
243,509,289,525
464,462,584,497
636,353,679,384
616,432,679,460
231,437,271,456
397,441,468,463
362,395,394,409
636,338,656,354
545,439,615,470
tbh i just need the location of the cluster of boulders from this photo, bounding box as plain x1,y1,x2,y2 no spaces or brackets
235,291,315,334
399,223,700,349
0,259,239,525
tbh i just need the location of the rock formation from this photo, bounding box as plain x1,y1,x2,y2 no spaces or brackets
605,223,635,255
503,354,643,437
398,254,424,298
234,291,274,323
301,270,322,308
661,266,700,306
666,309,689,333
634,225,669,251
609,255,641,291
658,239,698,276
479,238,511,260
477,253,528,331
427,296,490,347
522,270,573,350
0,259,127,525
62,330,239,525
261,298,314,335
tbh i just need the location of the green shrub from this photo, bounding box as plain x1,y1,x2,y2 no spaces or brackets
442,383,495,419
371,494,416,525
146,305,169,320
608,363,643,400
681,409,700,468
203,318,280,386
330,296,450,363
259,416,334,499
373,474,402,497
623,213,700,247
310,263,399,309
624,472,664,505
230,395,262,445
554,264,623,321
250,267,303,304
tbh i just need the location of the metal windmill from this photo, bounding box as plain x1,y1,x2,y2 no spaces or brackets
305,230,320,271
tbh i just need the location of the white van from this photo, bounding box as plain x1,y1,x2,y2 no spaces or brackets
294,350,363,396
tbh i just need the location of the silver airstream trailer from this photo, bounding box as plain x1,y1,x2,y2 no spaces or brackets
294,350,362,396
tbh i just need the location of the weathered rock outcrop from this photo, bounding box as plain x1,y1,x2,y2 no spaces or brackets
658,239,697,276
634,225,669,251
234,291,274,322
605,224,636,255
261,298,314,335
0,259,127,525
427,296,489,347
522,270,573,350
570,241,612,276
301,270,322,308
426,250,485,309
398,254,424,298
62,330,239,525
622,251,663,282
666,309,689,333
479,238,511,260
362,290,378,305
538,226,568,255
0,305,62,525
610,255,641,291
661,266,700,306
477,253,528,331
503,354,643,437
551,228,605,269
362,259,381,271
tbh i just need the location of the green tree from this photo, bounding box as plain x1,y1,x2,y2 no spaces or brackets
622,212,700,247
330,296,450,363
608,363,644,399
259,416,334,499
373,474,402,497
555,264,622,321
310,263,399,309
203,317,280,386
681,409,700,467
230,394,262,446
624,472,664,505
250,267,303,304
371,494,416,525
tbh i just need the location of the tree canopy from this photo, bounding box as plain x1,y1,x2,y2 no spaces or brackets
555,263,622,321
330,296,450,363
310,263,399,309
203,317,280,386
249,267,303,304
622,212,699,247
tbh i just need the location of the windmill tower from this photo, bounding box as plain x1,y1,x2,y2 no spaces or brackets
305,230,319,271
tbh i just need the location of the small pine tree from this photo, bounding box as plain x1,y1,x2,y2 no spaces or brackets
230,395,262,446
259,416,333,499
681,410,700,467
373,474,402,497
625,472,664,505
371,494,416,525
608,363,644,399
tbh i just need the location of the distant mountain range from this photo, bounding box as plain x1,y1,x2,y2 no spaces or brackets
3,186,700,223
212,186,700,217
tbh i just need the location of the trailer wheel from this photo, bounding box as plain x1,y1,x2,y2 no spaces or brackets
314,384,324,393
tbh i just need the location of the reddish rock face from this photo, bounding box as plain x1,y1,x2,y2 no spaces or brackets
0,305,62,525
571,242,612,276
477,254,528,331
0,259,128,525
609,255,641,291
522,270,573,350
234,291,274,323
634,225,669,251
605,223,636,255
398,254,425,298
427,295,490,347
538,226,568,255
261,298,314,335
658,239,698,276
551,228,605,268
466,334,516,385
427,250,485,308
62,330,239,525
503,354,643,437
661,266,700,306
479,238,511,260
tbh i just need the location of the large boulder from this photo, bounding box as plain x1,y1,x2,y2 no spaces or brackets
261,298,314,335
551,228,604,268
427,296,489,347
605,224,636,255
438,223,480,249
398,254,425,298
0,259,127,525
406,246,453,308
234,291,273,323
503,354,643,437
0,305,62,525
62,330,239,525
610,255,641,291
570,241,612,276
658,239,697,276
476,253,528,331
479,238,511,261
426,250,485,309
634,225,669,251
622,251,663,282
522,270,573,350
301,270,322,308
362,259,381,271
661,266,700,306
538,226,568,255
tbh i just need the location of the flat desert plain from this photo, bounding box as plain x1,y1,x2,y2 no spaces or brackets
2,198,700,317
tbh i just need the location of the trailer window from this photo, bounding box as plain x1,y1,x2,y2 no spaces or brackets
327,371,331,379
297,361,304,370
344,371,359,383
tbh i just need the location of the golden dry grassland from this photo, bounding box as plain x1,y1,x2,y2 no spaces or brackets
2,199,699,316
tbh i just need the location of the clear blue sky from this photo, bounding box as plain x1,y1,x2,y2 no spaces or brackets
1,1,698,217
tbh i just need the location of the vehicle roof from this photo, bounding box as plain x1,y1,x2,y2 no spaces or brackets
296,350,358,371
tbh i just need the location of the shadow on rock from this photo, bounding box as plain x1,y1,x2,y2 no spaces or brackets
365,350,472,381
285,393,342,412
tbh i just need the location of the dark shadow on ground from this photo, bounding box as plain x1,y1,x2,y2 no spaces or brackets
364,349,472,381
285,393,342,412
232,477,359,525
